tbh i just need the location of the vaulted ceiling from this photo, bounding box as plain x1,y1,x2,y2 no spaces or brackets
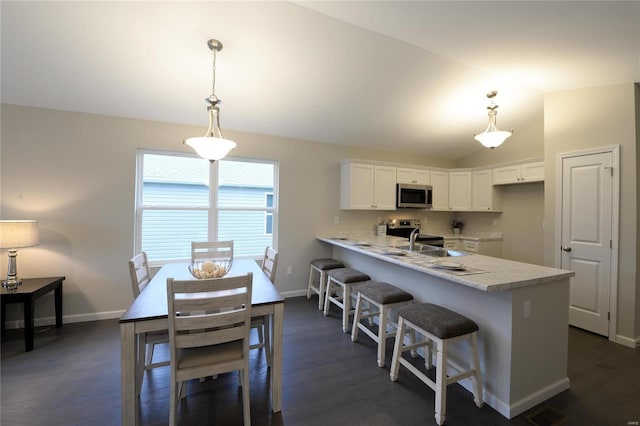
2,1,639,160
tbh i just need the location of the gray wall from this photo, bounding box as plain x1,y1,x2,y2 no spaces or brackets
543,83,639,345
0,104,452,323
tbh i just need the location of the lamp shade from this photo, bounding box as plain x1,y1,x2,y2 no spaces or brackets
474,129,513,149
0,220,40,248
185,136,237,161
185,104,236,161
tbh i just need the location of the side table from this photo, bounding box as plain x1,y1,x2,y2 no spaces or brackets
1,276,65,351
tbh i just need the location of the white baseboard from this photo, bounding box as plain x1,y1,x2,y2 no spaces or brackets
4,292,311,330
281,289,308,298
507,377,570,418
614,334,640,348
3,310,125,330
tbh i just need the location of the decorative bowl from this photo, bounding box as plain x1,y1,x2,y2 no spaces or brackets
189,259,232,279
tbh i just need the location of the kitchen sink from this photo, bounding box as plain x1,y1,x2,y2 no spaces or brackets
392,243,468,257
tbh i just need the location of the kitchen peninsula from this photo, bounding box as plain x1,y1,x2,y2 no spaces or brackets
317,235,574,419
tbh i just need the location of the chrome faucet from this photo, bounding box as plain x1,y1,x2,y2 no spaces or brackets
409,228,420,251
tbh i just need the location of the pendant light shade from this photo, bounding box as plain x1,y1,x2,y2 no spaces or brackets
474,91,513,149
184,39,237,162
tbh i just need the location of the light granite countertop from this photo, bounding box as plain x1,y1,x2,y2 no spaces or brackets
317,235,573,292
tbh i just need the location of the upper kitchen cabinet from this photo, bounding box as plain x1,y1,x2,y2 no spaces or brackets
472,169,502,211
396,167,430,185
340,162,397,210
493,161,544,185
448,171,472,211
430,170,449,211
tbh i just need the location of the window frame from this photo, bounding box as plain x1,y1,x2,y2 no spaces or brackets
135,149,278,266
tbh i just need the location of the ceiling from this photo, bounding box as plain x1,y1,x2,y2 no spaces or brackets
1,1,639,160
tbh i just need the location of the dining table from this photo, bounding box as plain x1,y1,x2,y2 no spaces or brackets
119,259,285,426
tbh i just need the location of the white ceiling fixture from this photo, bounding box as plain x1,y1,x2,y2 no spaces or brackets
474,91,513,149
184,39,237,162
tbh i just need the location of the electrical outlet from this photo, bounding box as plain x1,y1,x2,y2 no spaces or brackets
524,300,531,319
492,219,498,226
334,216,340,224
286,266,293,275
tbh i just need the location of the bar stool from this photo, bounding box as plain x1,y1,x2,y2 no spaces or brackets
324,268,371,332
351,281,414,367
390,303,483,426
307,258,345,310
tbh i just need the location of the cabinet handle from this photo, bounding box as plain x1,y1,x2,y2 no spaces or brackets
562,246,572,252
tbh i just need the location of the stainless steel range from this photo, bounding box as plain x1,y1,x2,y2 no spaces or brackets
386,219,444,247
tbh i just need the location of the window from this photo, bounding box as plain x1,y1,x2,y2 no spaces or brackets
265,193,273,235
136,151,277,264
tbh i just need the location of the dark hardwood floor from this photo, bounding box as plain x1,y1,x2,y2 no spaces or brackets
1,296,639,425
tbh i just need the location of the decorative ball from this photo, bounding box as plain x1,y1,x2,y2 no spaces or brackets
189,259,232,279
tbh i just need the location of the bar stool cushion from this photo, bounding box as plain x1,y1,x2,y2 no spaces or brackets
311,258,345,270
398,303,478,340
328,268,370,283
358,281,414,305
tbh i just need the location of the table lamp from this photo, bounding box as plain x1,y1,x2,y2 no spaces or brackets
0,220,40,290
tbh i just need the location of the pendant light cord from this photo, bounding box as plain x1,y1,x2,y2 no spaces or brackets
211,45,217,99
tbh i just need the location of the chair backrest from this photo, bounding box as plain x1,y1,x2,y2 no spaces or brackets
191,240,234,263
128,252,151,298
166,273,253,353
261,246,279,282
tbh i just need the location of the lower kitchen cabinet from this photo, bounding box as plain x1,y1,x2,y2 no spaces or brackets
444,238,503,257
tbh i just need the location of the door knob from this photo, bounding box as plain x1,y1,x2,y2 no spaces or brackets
562,246,572,252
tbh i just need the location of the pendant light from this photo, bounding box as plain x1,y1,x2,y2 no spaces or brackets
474,91,513,149
185,39,237,162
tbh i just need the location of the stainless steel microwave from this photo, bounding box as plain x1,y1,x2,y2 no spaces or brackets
396,183,432,209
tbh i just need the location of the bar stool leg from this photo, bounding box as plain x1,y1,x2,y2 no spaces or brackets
377,304,388,367
323,278,333,317
351,293,363,341
434,339,448,426
306,267,314,299
390,317,405,382
317,270,326,311
470,332,484,408
342,285,352,333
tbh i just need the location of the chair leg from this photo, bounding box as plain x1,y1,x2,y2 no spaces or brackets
377,305,387,367
256,323,264,346
390,318,405,381
241,366,251,426
169,378,178,426
434,340,448,426
145,342,155,367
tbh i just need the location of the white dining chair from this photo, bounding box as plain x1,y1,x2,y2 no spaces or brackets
191,240,233,263
250,246,278,366
167,273,253,426
128,252,170,396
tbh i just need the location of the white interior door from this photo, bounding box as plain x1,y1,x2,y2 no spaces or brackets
560,151,613,336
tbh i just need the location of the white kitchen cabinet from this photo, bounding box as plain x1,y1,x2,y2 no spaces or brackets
443,239,460,250
493,161,544,185
445,237,503,257
396,167,430,185
340,162,397,210
448,171,472,211
472,169,502,211
430,170,449,211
